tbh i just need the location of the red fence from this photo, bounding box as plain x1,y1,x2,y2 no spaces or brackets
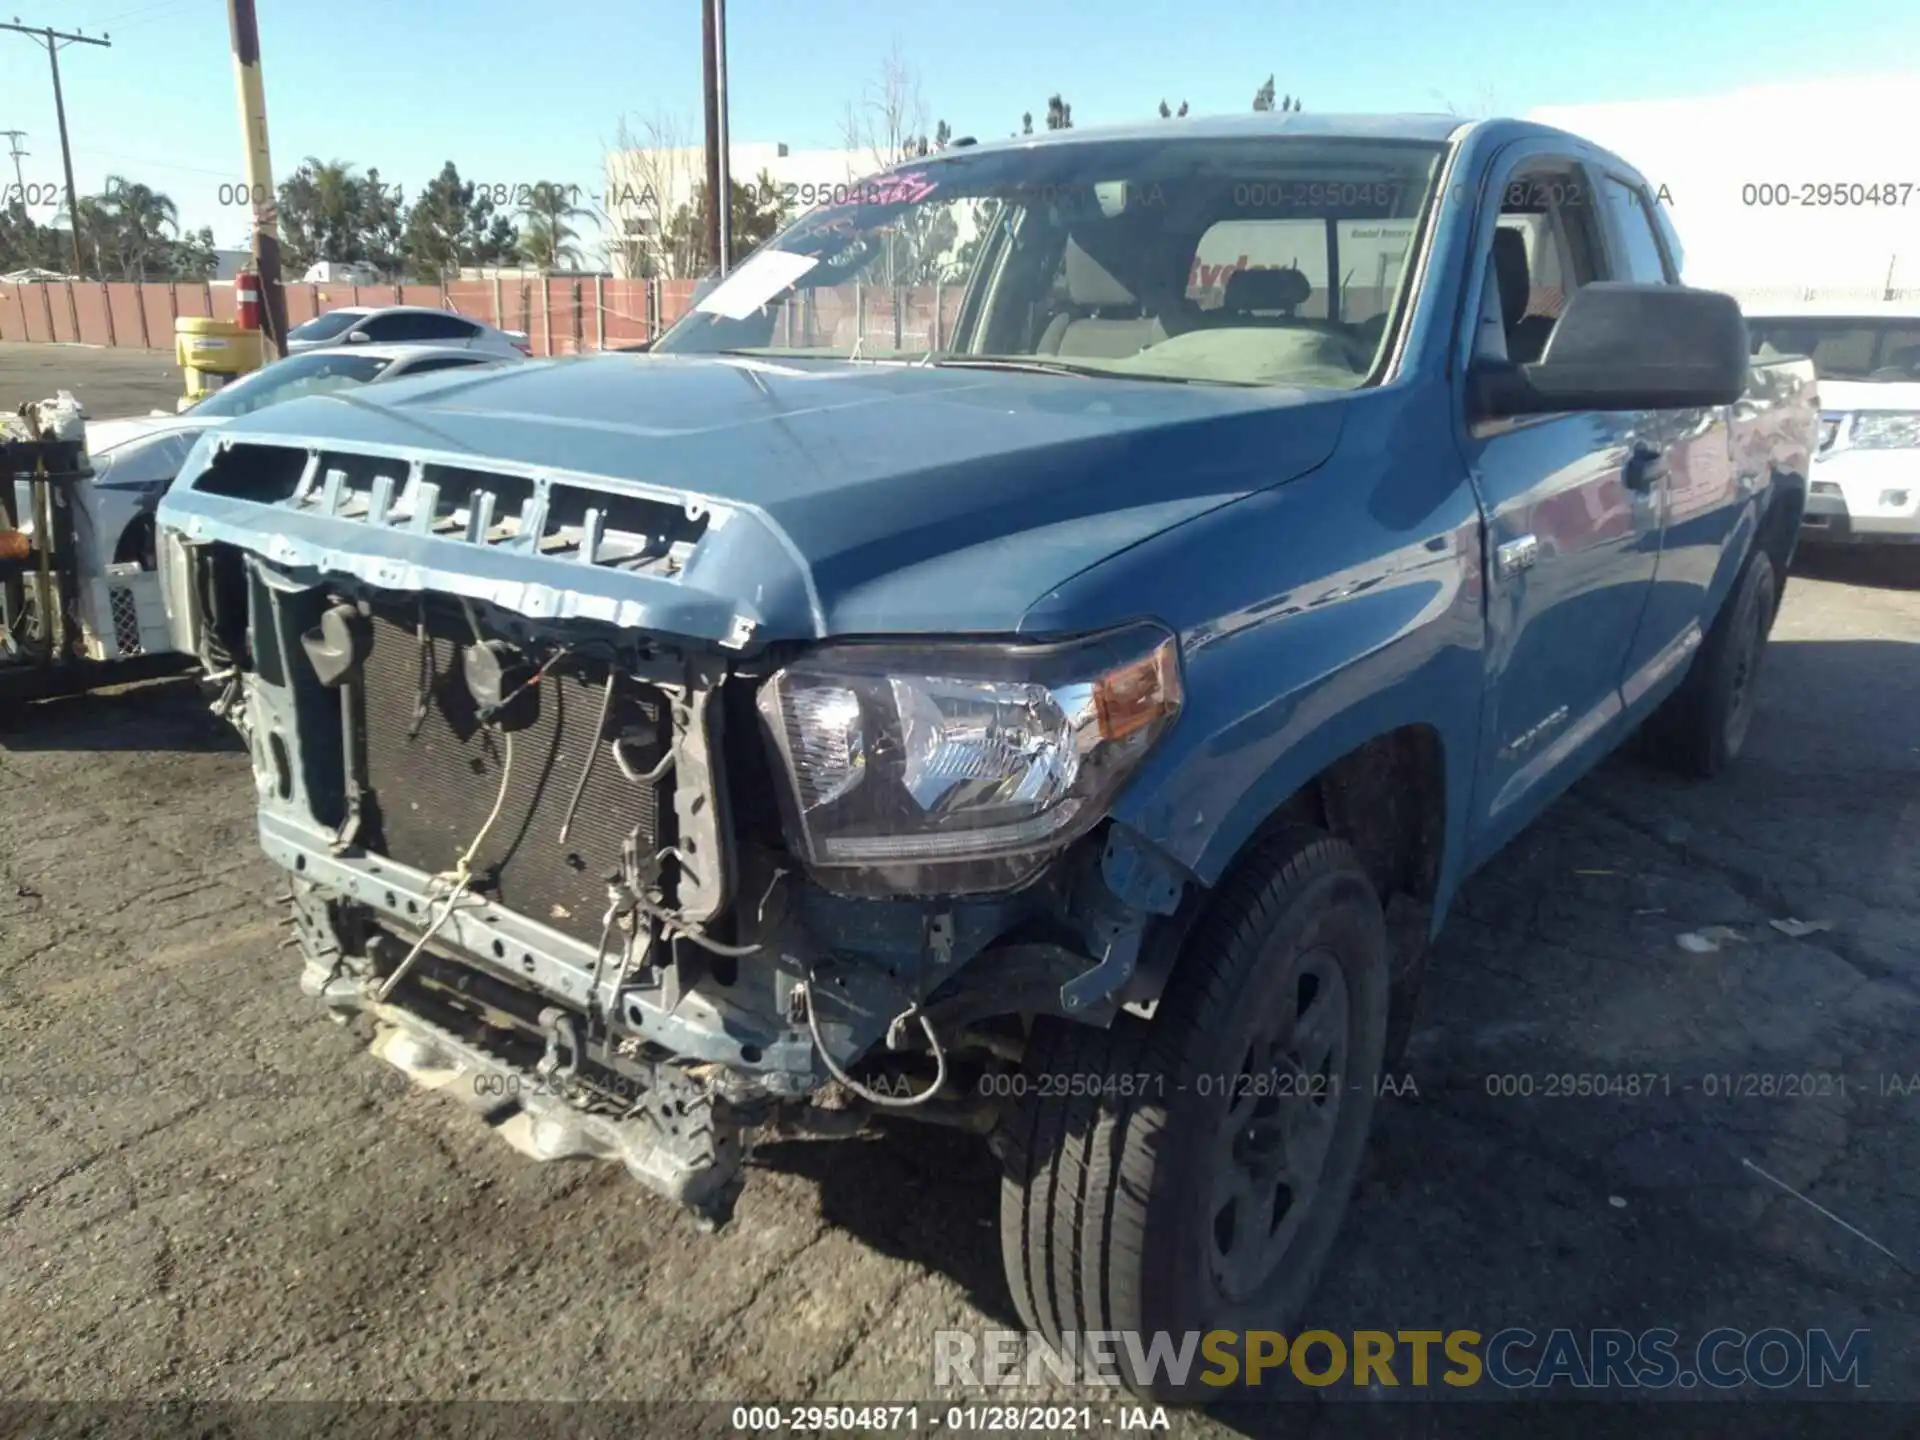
0,276,969,358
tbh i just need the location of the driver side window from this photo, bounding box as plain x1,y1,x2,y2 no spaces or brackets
1488,162,1608,365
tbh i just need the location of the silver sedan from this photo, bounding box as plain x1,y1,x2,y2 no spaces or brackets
284,304,531,357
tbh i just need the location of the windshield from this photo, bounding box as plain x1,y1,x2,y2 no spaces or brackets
190,351,393,418
1748,318,1920,381
654,136,1446,389
287,310,365,344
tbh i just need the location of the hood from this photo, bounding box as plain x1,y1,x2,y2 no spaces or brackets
167,352,1351,639
87,412,202,456
1818,380,1920,413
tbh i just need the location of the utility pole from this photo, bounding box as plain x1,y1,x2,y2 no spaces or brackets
699,0,722,275
0,130,27,203
0,22,111,280
713,0,731,274
225,0,288,356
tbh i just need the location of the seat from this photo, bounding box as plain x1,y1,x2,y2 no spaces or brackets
1037,241,1166,359
1220,266,1313,317
1492,228,1558,363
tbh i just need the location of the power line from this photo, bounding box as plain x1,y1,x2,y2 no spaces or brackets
0,21,113,278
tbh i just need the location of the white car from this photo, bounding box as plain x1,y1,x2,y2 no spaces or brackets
1749,302,1920,548
75,343,522,571
283,304,532,358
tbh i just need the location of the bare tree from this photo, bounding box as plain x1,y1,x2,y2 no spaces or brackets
839,40,933,177
1429,84,1498,119
601,109,702,277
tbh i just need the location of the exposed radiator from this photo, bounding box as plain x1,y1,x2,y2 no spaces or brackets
357,603,668,947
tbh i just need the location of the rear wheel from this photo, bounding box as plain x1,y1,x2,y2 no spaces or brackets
998,827,1389,1401
1645,549,1777,778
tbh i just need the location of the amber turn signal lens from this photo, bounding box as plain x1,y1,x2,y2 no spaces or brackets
0,530,30,563
1093,636,1183,743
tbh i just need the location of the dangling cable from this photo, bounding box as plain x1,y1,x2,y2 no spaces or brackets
799,978,948,1109
375,727,516,1003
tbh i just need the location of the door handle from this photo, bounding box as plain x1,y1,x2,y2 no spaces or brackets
1623,442,1669,493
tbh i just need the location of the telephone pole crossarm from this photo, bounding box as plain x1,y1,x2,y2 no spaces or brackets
0,21,112,279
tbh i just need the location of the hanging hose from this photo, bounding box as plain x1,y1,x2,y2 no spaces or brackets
558,668,616,845
799,977,949,1110
375,728,516,1003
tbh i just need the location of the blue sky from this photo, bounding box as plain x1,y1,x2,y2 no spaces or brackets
3,0,1918,252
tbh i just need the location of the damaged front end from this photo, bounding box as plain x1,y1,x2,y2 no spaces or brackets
157,430,1191,1229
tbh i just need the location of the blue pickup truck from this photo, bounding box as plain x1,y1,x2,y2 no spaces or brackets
155,113,1815,1395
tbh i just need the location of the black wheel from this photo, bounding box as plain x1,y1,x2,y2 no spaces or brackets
998,826,1389,1401
1645,549,1777,778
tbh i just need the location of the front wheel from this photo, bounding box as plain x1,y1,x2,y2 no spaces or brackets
998,827,1389,1401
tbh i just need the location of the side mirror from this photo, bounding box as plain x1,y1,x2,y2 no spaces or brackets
345,329,370,344
1471,283,1750,419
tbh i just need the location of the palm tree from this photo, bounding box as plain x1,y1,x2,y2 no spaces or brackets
517,180,586,271
101,176,179,279
300,156,361,262
51,194,116,279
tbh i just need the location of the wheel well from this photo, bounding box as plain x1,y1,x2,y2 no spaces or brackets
1122,725,1448,1015
1246,725,1446,908
114,511,157,571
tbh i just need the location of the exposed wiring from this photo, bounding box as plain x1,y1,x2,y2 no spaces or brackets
613,735,675,785
405,601,434,741
799,978,948,1109
633,892,762,957
558,667,616,844
375,728,515,1003
488,643,570,719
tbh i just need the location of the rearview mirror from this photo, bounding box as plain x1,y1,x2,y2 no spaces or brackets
1471,283,1749,418
345,329,370,344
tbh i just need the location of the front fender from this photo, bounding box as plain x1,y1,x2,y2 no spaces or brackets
1023,402,1487,927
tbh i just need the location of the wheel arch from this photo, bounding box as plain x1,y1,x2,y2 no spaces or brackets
1126,718,1458,1013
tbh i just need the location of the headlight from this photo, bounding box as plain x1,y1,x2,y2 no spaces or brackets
756,623,1183,896
1817,414,1846,453
92,428,205,489
1848,412,1920,451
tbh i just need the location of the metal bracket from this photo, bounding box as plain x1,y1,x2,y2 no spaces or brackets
1058,830,1189,1014
1059,922,1144,1014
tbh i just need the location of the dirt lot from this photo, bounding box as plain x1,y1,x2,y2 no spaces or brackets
3,343,1918,1437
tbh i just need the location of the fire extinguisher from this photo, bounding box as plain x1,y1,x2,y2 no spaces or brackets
235,269,261,331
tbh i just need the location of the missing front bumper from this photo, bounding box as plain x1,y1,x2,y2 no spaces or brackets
312,967,747,1228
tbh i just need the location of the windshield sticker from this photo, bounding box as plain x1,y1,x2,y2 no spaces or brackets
857,171,938,207
694,249,821,321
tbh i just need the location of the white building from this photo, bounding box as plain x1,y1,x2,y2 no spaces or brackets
1527,74,1920,303
604,142,878,278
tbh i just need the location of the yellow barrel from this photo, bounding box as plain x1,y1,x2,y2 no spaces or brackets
174,317,265,403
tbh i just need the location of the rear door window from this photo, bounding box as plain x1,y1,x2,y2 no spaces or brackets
362,312,479,343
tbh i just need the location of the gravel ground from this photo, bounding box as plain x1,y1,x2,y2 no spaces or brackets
2,343,1917,1438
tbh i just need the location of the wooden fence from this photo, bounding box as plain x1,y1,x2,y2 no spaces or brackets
0,276,969,358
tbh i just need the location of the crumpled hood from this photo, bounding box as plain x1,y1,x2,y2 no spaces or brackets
164,352,1349,639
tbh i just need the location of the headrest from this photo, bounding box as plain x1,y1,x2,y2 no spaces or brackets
1492,229,1530,327
1064,239,1138,308
1222,266,1312,313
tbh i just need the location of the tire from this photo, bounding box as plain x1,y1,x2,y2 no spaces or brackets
998,826,1389,1402
1645,549,1777,778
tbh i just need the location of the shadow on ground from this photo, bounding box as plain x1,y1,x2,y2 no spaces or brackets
0,675,243,754
1792,546,1920,591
